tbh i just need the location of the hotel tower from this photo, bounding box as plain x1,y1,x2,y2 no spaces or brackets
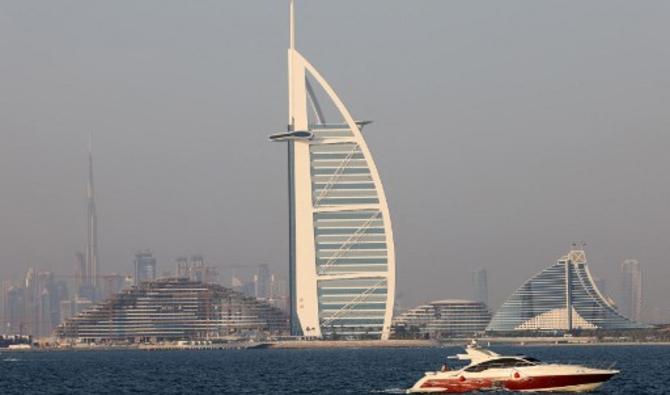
271,1,396,339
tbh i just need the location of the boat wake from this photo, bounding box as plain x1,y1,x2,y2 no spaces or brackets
370,388,406,394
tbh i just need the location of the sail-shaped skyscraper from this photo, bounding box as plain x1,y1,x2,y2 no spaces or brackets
271,1,396,339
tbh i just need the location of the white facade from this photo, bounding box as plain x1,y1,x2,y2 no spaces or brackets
276,1,395,339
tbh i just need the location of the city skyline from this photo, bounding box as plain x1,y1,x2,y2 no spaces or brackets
1,253,290,336
1,1,670,319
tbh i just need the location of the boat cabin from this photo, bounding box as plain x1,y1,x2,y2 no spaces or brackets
464,357,539,372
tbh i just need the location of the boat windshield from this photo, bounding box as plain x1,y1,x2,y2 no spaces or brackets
464,358,536,372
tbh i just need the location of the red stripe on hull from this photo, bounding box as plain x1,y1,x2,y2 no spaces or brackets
421,378,497,393
422,373,615,393
504,373,616,391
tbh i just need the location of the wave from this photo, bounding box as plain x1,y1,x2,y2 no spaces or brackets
370,388,407,394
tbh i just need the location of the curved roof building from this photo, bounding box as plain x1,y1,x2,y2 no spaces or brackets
271,1,395,339
393,300,491,338
56,278,288,342
487,248,652,332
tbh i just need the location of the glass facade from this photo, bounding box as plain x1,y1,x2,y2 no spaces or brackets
56,278,288,342
487,249,652,332
393,300,491,338
311,140,379,206
310,124,393,338
318,278,388,338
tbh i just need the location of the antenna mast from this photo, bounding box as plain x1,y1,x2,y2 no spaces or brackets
289,0,295,50
288,0,296,128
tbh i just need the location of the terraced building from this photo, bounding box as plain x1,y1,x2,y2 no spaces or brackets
56,278,288,342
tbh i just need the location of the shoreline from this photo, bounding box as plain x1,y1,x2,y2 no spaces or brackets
3,338,670,352
266,339,438,349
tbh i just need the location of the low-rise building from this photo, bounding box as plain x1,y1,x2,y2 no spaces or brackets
393,299,491,339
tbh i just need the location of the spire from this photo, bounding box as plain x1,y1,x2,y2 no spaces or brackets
288,0,296,128
86,134,99,299
87,133,94,199
289,0,295,50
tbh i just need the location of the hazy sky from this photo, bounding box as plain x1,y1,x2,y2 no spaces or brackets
1,1,669,314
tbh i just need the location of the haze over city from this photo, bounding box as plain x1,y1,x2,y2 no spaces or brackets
2,0,670,318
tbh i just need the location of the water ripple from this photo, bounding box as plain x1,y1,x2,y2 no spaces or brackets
0,345,668,394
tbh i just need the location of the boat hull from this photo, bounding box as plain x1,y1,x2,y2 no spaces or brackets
507,373,617,392
409,372,617,393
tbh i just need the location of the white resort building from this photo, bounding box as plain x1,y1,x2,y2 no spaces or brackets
487,247,652,332
393,300,491,339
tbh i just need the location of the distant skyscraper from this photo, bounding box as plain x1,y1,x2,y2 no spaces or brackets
231,277,242,294
75,251,86,292
4,285,26,334
472,268,489,306
101,274,126,300
36,288,52,337
255,264,271,300
134,250,157,285
620,259,642,321
1,281,9,332
75,251,94,301
175,255,218,284
272,1,396,340
1,270,70,336
176,257,189,277
269,273,289,312
86,136,100,300
51,281,69,328
189,255,217,283
10,270,69,337
34,272,59,337
60,299,74,325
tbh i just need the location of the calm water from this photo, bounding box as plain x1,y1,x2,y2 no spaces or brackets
1,345,669,394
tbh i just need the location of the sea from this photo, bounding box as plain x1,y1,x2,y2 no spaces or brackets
1,345,669,394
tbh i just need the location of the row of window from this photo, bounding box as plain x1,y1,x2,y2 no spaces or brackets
310,142,379,207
